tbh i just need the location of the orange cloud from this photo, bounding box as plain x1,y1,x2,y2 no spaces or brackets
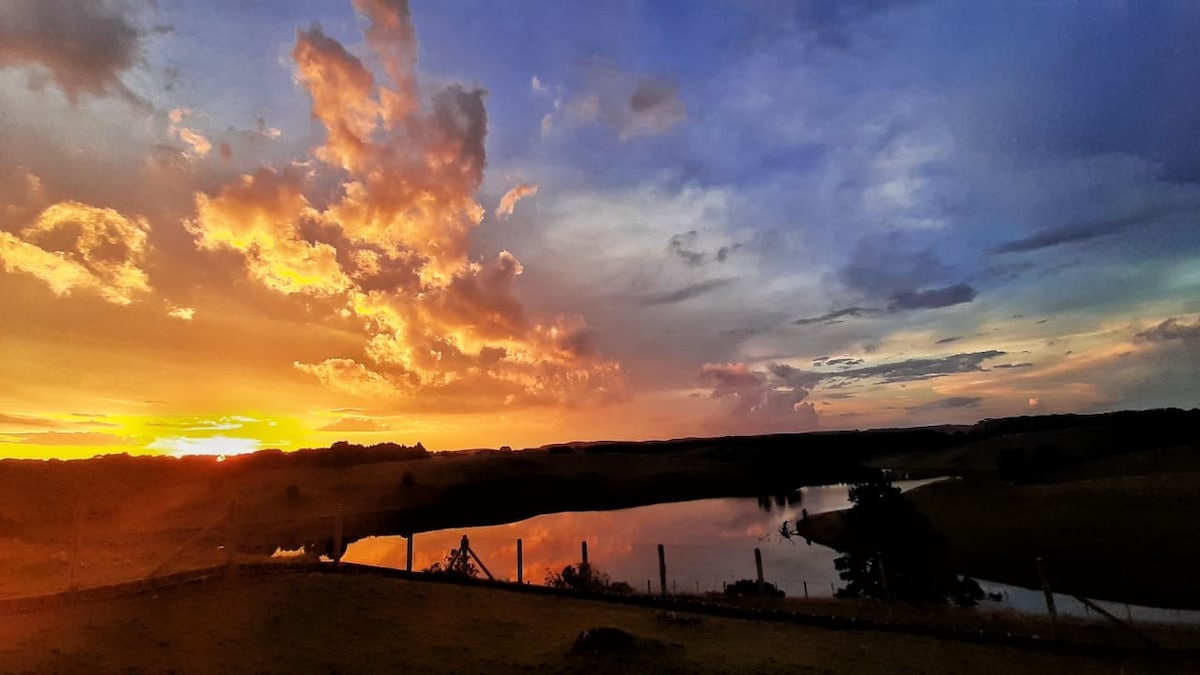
180,1,627,413
189,168,352,296
0,201,150,304
496,183,539,219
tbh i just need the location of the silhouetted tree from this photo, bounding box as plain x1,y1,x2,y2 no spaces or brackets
804,475,967,603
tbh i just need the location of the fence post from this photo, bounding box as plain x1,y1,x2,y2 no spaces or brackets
516,538,524,584
1036,556,1058,635
406,534,414,572
803,580,809,599
647,579,652,595
754,548,765,596
581,540,588,567
657,544,667,596
333,503,344,565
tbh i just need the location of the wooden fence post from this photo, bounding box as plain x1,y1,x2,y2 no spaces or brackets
406,534,414,572
1036,556,1058,635
754,548,765,596
581,540,588,567
657,544,667,596
803,580,809,599
516,538,524,584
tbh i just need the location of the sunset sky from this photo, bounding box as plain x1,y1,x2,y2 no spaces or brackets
2,0,1199,459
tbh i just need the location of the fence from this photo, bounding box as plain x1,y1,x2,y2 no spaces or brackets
4,500,1200,631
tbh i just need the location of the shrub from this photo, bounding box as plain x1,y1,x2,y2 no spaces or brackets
724,579,785,598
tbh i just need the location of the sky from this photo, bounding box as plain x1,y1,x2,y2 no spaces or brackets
1,0,1199,459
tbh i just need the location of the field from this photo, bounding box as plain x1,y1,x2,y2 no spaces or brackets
1,571,1193,674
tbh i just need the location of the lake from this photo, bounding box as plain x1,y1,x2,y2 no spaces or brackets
342,478,1200,625
344,479,926,596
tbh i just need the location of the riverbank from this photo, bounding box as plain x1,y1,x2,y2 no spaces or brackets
2,569,1194,674
795,473,1200,609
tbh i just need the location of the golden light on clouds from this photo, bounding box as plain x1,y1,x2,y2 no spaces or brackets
0,0,625,458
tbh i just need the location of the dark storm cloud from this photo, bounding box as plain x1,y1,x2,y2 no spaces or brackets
935,336,962,345
667,232,704,267
628,78,687,134
829,351,1006,384
839,233,951,298
793,306,880,325
1135,318,1200,343
633,278,734,306
667,231,742,268
906,396,983,412
888,283,977,311
0,0,159,105
989,209,1182,255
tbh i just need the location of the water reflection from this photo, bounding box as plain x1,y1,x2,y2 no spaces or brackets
342,477,1200,624
345,480,938,596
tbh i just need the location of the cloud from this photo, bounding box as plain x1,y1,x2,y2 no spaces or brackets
1134,317,1200,343
698,362,819,433
772,0,923,51
633,278,734,306
627,78,687,136
189,168,352,296
317,416,390,432
828,351,1007,384
887,283,977,311
664,231,744,270
565,68,687,139
0,413,63,430
0,0,157,105
906,396,983,413
531,75,546,92
293,358,399,398
0,201,151,304
167,108,212,158
0,431,130,447
793,306,880,325
173,2,629,412
167,306,195,320
839,232,953,297
989,210,1169,255
935,336,962,344
495,183,539,219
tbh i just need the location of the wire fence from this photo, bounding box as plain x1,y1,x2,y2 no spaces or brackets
5,499,1200,632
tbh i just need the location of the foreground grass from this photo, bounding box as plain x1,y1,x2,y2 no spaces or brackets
0,573,1192,674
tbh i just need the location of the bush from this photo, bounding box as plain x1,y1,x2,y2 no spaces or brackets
546,563,632,594
723,578,785,598
425,549,478,578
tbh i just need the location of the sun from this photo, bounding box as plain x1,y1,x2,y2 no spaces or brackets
148,435,260,457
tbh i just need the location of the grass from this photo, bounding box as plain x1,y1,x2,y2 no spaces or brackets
0,572,1192,674
798,474,1200,609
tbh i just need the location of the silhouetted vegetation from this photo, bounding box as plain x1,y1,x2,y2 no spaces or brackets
224,441,429,469
723,579,785,598
426,549,479,578
545,563,633,594
802,475,962,603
